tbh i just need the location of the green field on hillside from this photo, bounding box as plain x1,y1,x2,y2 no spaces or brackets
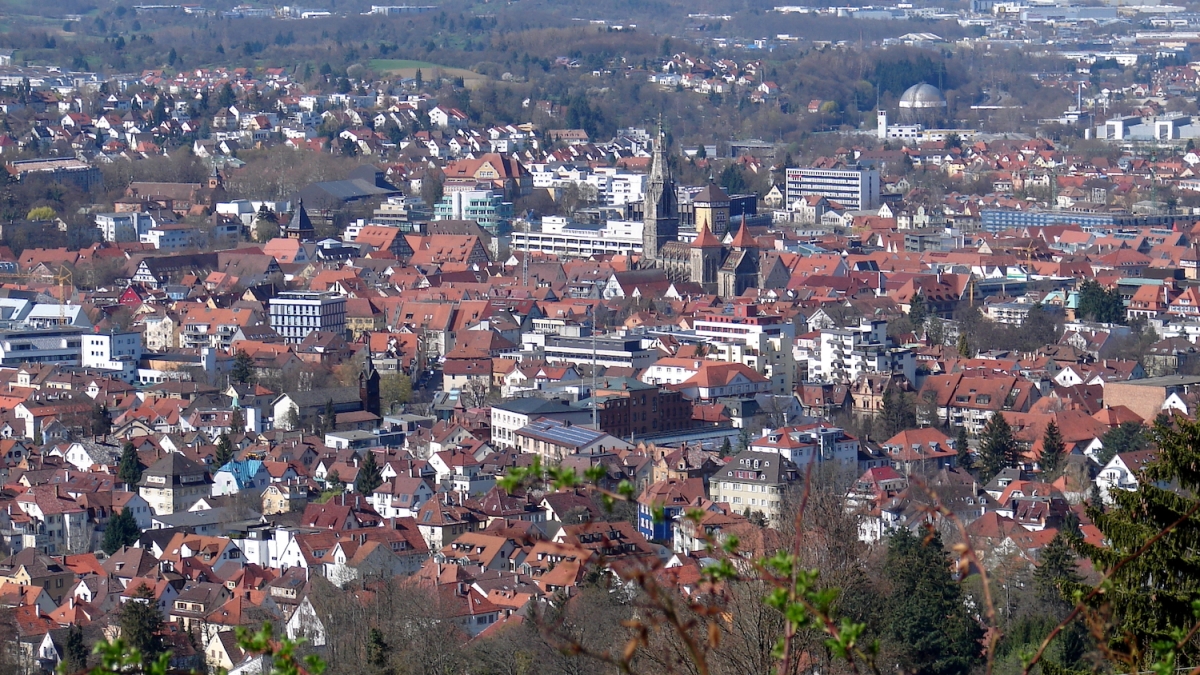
370,59,485,82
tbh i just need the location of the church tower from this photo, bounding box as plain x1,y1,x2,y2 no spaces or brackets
641,130,678,268
690,222,723,295
359,352,381,418
718,222,761,297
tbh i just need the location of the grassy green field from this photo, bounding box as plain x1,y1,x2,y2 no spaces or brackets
370,59,485,82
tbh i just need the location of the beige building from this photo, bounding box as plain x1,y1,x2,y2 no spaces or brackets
139,453,212,515
708,450,802,527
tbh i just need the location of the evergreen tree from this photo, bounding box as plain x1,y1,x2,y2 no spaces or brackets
322,399,336,434
956,332,971,358
881,389,916,438
1098,421,1149,466
1070,419,1200,664
355,451,383,495
231,350,255,384
231,407,245,434
720,437,732,457
977,413,1018,483
117,442,142,487
284,406,300,431
1040,420,1066,475
908,292,927,327
102,507,140,555
64,625,87,673
215,434,234,468
366,628,391,675
119,584,164,663
884,529,982,675
955,425,972,471
91,403,112,437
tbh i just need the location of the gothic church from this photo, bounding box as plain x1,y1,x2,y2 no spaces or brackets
640,133,761,297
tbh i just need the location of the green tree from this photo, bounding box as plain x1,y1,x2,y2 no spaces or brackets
119,584,163,663
978,413,1018,483
720,437,732,457
1070,418,1200,665
117,442,142,486
101,507,140,554
65,625,88,673
284,406,300,431
956,332,972,358
232,350,255,384
366,628,391,675
91,403,112,437
881,389,916,438
1098,421,1149,465
255,217,280,242
231,407,245,434
908,292,927,326
26,206,55,220
884,528,983,675
380,372,413,412
1040,420,1066,475
415,68,423,88
321,399,336,434
1077,279,1126,324
955,425,972,471
215,434,234,468
355,451,383,495
216,81,236,108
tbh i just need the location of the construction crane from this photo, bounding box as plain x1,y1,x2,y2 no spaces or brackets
54,266,72,325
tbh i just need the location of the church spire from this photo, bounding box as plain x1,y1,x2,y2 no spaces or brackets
641,123,679,267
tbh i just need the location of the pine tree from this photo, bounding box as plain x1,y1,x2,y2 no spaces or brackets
720,437,732,457
102,507,140,555
956,333,972,358
955,425,972,471
978,413,1017,483
64,625,87,673
908,292,927,327
322,399,336,434
117,442,142,487
366,628,391,675
231,350,255,384
119,584,163,663
355,451,383,496
1071,418,1200,664
885,529,982,675
881,389,916,438
215,434,234,468
1040,420,1066,475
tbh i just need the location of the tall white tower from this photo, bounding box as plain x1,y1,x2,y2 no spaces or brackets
877,110,888,139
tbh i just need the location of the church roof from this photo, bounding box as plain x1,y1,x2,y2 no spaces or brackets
691,223,722,248
730,223,757,249
694,183,730,204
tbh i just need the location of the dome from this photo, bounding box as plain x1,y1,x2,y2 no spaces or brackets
898,83,947,110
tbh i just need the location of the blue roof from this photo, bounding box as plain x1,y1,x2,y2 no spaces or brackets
216,459,265,488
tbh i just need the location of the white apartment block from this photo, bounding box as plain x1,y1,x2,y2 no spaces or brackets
785,166,880,211
512,218,642,258
809,320,915,384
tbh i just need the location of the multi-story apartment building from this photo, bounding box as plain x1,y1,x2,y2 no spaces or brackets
810,320,915,385
433,190,513,234
709,450,802,526
95,212,158,242
511,218,642,258
269,292,346,344
785,166,880,211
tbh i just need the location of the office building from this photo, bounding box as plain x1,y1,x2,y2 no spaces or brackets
0,325,85,366
433,190,513,235
785,166,880,211
511,217,642,258
269,292,347,344
980,209,1190,233
96,212,157,243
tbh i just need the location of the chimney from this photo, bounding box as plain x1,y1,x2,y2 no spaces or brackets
34,604,40,617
